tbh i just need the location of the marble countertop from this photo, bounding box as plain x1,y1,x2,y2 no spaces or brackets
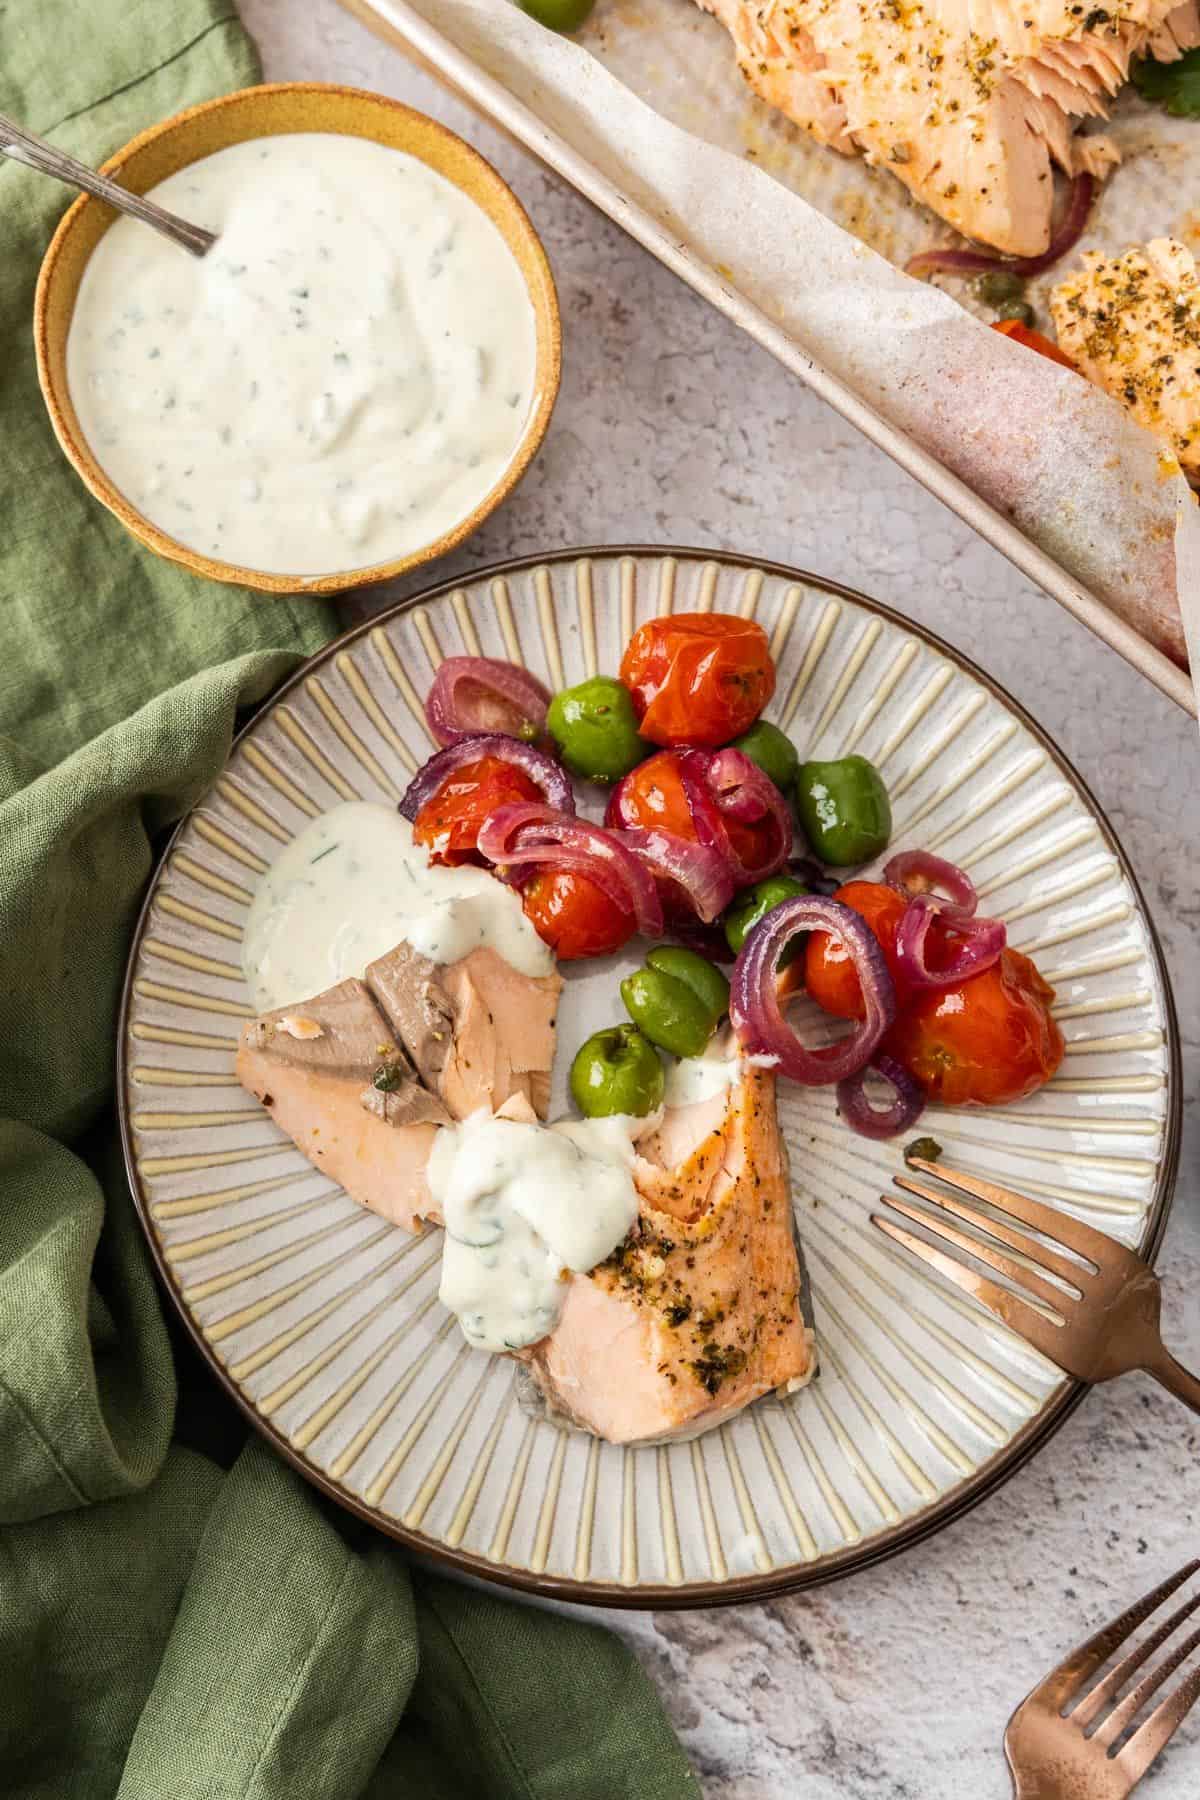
240,4,1200,1791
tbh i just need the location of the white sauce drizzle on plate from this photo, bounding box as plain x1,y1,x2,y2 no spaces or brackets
429,1111,640,1352
241,800,552,1010
664,1033,742,1106
66,134,538,576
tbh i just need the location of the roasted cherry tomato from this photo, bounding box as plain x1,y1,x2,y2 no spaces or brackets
990,318,1077,372
883,948,1064,1107
610,749,774,881
412,755,540,866
520,869,635,960
805,881,908,1018
804,879,960,1018
619,613,776,748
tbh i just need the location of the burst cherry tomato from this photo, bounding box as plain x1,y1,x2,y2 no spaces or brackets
805,879,956,1018
412,755,540,866
608,749,775,889
883,948,1064,1107
521,870,635,960
990,318,1077,372
619,613,775,748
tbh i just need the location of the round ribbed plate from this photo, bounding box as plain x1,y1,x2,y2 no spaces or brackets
120,548,1180,1606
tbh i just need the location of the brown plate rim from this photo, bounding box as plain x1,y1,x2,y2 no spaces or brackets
118,544,1183,1609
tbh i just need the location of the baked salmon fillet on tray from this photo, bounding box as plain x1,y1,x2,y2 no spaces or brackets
343,0,1200,703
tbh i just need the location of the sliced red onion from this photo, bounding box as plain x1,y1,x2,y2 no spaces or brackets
905,172,1094,281
895,894,1007,992
678,749,791,886
617,826,736,923
885,849,1004,989
477,803,663,938
425,656,551,747
884,850,977,914
731,896,896,1085
837,1055,925,1139
399,735,574,822
706,749,794,875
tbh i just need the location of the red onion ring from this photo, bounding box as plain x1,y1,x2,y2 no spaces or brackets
477,803,664,938
674,750,732,848
425,656,551,747
616,827,736,923
837,1055,925,1140
895,895,1006,991
731,896,896,1084
905,172,1094,281
707,749,794,875
399,735,574,823
885,850,977,914
885,850,1005,989
676,749,792,886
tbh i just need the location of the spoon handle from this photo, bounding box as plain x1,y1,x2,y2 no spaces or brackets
0,112,215,257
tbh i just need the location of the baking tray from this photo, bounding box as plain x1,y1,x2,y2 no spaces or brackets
340,0,1196,717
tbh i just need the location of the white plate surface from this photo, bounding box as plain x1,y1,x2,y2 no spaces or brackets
121,549,1179,1604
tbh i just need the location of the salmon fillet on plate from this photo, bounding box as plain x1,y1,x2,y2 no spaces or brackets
236,947,813,1446
696,0,1200,254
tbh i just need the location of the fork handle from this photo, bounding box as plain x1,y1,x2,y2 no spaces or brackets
1143,1342,1200,1414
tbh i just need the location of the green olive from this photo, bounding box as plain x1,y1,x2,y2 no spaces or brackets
518,0,595,28
723,874,808,959
974,270,1026,308
570,1025,664,1118
547,676,649,783
645,946,730,1021
795,755,892,867
729,720,799,794
620,967,716,1060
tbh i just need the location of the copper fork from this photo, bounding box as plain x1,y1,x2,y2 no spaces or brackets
871,1157,1200,1411
1004,1560,1200,1797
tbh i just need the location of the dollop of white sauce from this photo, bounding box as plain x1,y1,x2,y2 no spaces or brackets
664,1035,742,1107
429,1111,640,1352
241,801,552,1010
66,134,538,576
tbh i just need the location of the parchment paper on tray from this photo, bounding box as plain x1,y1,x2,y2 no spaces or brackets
372,0,1200,697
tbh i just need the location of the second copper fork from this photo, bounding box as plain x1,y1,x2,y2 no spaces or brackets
872,1156,1200,1412
1006,1559,1200,1797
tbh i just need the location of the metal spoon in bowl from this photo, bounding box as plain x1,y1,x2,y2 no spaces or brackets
0,112,215,256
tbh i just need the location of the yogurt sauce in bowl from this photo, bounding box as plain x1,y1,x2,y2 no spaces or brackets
65,133,540,578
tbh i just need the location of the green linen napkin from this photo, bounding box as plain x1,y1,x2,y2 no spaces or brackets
0,5,696,1795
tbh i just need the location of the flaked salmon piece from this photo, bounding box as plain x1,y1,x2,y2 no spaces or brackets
523,1066,813,1444
365,941,560,1122
696,0,1200,254
1050,237,1200,479
236,978,447,1232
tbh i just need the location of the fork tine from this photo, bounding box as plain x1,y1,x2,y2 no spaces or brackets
1074,1588,1200,1733
894,1172,1091,1294
1029,1560,1200,1710
906,1156,1114,1265
1117,1638,1200,1784
871,1212,1068,1363
881,1192,1074,1317
1094,1622,1200,1749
